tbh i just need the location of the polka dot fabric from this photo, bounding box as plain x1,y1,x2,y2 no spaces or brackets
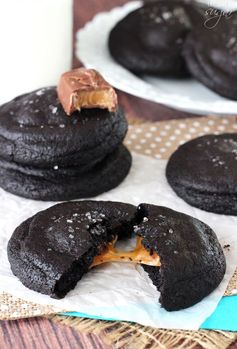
125,115,237,159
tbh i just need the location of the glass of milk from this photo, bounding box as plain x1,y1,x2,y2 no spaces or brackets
0,0,73,104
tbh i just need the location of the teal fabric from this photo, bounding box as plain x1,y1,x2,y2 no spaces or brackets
201,295,237,331
61,311,117,322
61,295,237,331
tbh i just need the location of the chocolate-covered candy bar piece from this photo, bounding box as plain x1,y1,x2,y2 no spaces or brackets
57,68,118,115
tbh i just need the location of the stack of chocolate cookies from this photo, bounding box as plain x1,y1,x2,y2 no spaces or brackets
109,0,237,100
0,69,132,201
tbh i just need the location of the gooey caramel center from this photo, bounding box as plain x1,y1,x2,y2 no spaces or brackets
74,89,116,112
91,237,160,268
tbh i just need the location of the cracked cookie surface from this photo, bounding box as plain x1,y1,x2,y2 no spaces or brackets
8,200,226,310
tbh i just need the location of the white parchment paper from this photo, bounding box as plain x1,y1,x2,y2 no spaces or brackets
0,154,236,330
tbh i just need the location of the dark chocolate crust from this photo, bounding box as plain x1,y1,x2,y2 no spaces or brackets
0,87,128,169
183,11,237,100
109,0,205,76
0,145,132,201
136,204,226,311
166,134,237,215
8,201,137,298
8,201,225,311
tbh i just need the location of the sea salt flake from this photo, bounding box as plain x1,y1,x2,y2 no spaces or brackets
133,225,140,233
227,37,236,48
68,227,74,233
162,12,172,20
36,89,44,96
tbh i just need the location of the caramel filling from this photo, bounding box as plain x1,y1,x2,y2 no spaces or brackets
91,237,160,268
74,89,116,112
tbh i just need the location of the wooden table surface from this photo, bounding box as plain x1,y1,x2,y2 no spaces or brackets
0,1,236,348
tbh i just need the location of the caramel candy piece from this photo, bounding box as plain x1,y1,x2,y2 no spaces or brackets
57,68,118,115
91,236,161,268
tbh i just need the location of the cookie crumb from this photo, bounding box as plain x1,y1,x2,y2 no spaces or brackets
223,244,230,251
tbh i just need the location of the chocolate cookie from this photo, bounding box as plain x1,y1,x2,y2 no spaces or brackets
0,87,127,168
8,201,137,298
166,134,237,215
183,11,237,100
8,200,225,311
109,1,205,76
0,145,132,201
136,204,226,311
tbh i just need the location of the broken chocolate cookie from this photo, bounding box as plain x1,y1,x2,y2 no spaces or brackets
8,200,226,311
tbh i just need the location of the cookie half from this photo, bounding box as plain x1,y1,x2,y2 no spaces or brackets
136,204,226,311
166,134,237,215
8,201,137,298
